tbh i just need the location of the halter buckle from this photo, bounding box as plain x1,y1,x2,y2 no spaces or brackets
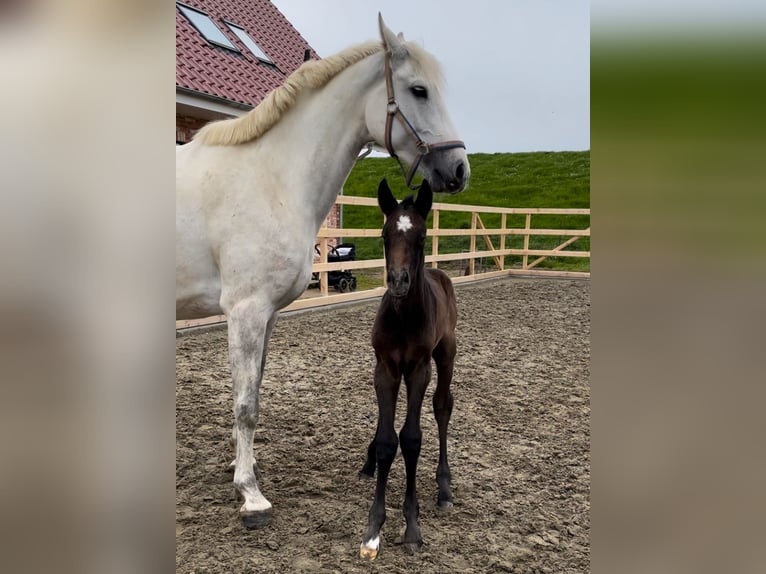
387,102,399,115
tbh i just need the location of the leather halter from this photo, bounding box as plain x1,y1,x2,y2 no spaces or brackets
383,48,466,190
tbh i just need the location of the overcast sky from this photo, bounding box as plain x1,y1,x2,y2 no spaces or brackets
591,0,766,30
271,0,590,154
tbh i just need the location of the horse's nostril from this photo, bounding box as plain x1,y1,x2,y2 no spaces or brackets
455,162,465,181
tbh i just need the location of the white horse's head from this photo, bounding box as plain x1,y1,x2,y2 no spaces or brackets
365,15,470,194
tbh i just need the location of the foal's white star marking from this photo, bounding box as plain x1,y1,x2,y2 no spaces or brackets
396,215,413,233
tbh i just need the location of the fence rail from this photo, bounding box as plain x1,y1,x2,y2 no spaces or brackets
176,196,589,329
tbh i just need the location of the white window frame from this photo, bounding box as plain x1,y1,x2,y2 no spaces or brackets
225,21,275,65
177,3,239,52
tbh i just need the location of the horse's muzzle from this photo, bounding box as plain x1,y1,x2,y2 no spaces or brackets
387,269,410,297
430,158,469,195
446,160,468,193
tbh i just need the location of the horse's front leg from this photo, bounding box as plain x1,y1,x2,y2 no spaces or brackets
227,299,277,529
399,359,431,553
360,361,400,560
433,338,456,508
359,425,377,479
230,312,277,451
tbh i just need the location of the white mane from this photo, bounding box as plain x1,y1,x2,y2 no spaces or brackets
195,41,383,146
194,39,445,146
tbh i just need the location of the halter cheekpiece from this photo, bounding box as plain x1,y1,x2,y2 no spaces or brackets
383,48,466,190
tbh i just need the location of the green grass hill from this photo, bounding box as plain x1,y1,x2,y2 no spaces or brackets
338,151,590,272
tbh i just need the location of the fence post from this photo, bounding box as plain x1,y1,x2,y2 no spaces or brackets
431,208,440,269
522,213,531,270
319,237,328,296
469,212,477,275
382,214,388,288
499,213,507,270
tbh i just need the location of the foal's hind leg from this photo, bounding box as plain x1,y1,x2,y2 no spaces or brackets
433,338,456,508
227,300,277,528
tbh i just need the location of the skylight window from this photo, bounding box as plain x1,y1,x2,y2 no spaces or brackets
226,22,275,65
177,3,239,52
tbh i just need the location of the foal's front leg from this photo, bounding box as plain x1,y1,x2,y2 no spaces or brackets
359,427,377,479
399,359,431,552
360,361,400,560
227,300,276,529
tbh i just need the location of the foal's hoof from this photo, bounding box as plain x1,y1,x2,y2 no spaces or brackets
436,499,454,511
241,508,273,529
396,535,423,555
403,541,423,555
359,537,380,561
358,471,374,481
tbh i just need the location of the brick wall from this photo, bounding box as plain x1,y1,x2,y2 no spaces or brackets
325,204,340,234
176,114,208,143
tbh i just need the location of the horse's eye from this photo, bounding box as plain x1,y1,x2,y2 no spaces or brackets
410,86,428,99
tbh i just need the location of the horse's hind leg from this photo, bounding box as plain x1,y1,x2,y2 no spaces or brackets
227,300,277,529
433,338,456,508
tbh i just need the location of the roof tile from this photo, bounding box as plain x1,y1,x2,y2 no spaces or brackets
176,0,319,107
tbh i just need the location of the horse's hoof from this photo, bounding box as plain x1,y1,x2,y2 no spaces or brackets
437,499,454,511
359,537,380,561
403,541,423,555
358,471,374,481
241,508,272,529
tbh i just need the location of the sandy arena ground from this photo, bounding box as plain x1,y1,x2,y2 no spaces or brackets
176,277,590,573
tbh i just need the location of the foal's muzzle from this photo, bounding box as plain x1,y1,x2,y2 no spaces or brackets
387,269,410,297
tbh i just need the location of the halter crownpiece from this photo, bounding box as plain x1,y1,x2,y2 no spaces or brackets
383,48,466,190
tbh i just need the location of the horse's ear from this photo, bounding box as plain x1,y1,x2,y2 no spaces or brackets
378,178,398,216
415,180,433,219
378,13,404,55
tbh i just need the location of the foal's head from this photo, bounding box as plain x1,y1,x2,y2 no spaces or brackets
378,178,433,298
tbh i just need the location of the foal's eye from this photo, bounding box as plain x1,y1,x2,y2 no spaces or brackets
410,86,428,99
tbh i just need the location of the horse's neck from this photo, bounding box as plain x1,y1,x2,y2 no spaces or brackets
263,55,380,232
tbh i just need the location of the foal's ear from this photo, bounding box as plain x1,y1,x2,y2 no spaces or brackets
377,178,398,216
415,180,433,219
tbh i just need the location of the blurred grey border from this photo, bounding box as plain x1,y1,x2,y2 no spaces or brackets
0,1,175,573
1,1,764,573
592,2,766,573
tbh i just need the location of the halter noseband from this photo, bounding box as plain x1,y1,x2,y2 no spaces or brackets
383,48,466,190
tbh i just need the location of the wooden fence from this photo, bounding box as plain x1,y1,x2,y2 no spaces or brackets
176,196,589,329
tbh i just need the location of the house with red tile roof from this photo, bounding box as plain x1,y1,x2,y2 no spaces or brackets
176,0,319,142
176,0,341,230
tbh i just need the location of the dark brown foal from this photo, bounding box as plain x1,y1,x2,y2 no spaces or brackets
359,179,457,560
